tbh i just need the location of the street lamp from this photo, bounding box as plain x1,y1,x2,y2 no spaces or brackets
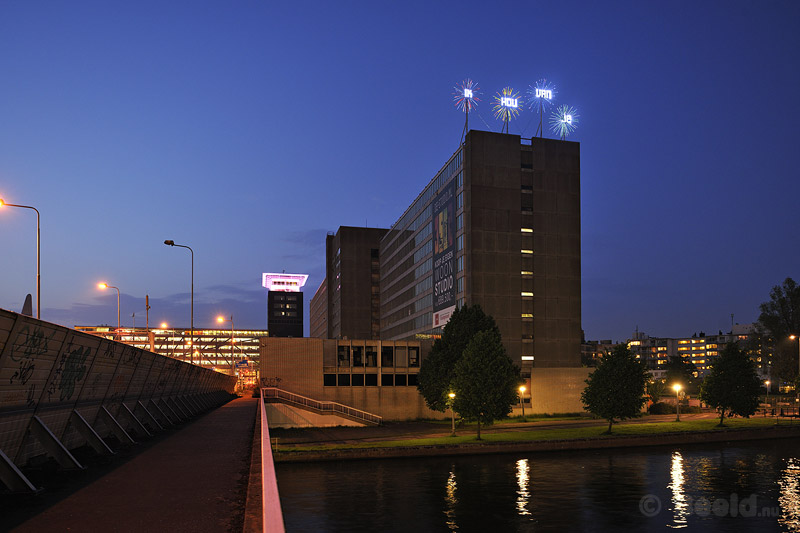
164,239,194,364
217,315,235,376
0,199,40,319
673,383,682,422
448,392,456,436
519,385,527,420
97,282,121,339
765,380,771,414
791,335,800,412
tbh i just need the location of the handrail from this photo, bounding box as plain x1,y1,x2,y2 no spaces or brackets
260,393,285,533
262,387,382,425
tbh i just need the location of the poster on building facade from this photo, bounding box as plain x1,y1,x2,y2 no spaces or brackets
432,179,455,328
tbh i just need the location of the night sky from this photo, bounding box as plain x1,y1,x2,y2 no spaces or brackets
1,1,798,342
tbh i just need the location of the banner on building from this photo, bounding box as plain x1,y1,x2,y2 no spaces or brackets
432,180,456,328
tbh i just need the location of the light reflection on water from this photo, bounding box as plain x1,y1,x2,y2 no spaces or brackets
276,439,800,532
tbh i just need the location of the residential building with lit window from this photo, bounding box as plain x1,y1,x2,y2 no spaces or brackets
74,325,268,386
379,130,582,378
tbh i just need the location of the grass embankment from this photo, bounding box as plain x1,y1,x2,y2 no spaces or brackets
276,417,781,453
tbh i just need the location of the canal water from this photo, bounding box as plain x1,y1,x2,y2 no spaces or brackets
275,438,800,532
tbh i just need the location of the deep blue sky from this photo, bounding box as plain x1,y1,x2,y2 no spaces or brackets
1,1,798,342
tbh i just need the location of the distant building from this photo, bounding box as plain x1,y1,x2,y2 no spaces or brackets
75,325,267,386
263,273,307,338
310,227,387,340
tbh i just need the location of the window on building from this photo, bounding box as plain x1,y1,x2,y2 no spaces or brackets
381,346,394,367
457,213,463,231
365,373,378,386
337,345,350,367
408,374,419,386
352,345,364,366
457,192,463,210
338,374,351,386
457,256,464,273
366,346,377,367
323,374,336,387
381,374,394,387
457,277,464,294
457,234,464,252
395,374,407,386
408,346,420,367
352,374,365,386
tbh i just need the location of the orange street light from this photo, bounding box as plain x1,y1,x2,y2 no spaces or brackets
448,392,456,436
97,282,121,339
673,383,682,422
519,385,527,420
1,198,40,319
218,315,235,376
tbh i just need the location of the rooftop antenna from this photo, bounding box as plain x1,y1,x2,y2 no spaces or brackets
528,79,556,137
550,104,579,140
493,87,521,134
454,79,480,144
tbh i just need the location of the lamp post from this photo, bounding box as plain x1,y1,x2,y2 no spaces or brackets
164,240,193,364
217,315,235,376
519,385,527,420
0,199,40,319
765,380,771,414
97,282,121,339
673,383,682,422
448,392,456,436
791,335,800,413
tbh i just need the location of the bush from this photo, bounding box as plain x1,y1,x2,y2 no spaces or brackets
648,402,676,415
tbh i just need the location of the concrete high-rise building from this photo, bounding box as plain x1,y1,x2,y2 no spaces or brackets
263,273,307,338
310,227,387,339
379,130,581,376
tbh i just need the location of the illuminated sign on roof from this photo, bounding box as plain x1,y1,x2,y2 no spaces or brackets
262,273,309,292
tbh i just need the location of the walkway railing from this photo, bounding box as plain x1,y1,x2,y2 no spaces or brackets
0,309,236,493
261,387,382,425
260,394,285,533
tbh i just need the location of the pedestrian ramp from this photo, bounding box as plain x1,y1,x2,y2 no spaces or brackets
261,387,382,426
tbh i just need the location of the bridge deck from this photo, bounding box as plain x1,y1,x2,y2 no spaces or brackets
11,397,258,533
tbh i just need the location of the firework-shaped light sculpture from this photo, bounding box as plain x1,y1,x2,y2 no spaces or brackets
493,87,521,134
453,79,480,141
528,79,556,137
550,104,579,140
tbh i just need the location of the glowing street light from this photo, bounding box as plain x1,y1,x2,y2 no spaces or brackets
673,383,682,422
0,198,41,319
448,392,456,437
765,380,771,413
164,239,194,364
218,315,235,376
519,385,527,420
97,282,121,339
790,335,800,409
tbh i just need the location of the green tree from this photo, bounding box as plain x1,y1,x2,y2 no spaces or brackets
756,277,800,383
699,342,762,426
417,305,501,412
647,379,666,404
450,330,521,439
664,356,697,390
580,344,649,434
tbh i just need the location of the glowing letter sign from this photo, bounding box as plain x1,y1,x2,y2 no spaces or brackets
564,114,573,124
535,88,553,100
464,88,473,99
500,97,519,108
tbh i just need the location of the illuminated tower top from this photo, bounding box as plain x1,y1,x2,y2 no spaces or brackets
262,273,309,292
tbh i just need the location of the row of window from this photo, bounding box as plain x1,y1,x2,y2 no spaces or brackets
336,345,421,368
324,373,419,387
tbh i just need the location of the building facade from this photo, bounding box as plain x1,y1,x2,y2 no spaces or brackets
379,130,582,375
263,273,308,338
75,325,267,386
312,226,387,339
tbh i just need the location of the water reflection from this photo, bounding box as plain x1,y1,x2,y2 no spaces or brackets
779,458,800,531
516,459,531,516
444,469,458,530
668,451,688,528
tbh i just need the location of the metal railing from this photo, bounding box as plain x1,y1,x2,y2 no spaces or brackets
0,309,236,492
260,395,285,532
261,387,382,425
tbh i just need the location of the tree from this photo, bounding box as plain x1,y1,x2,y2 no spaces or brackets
647,379,666,404
756,277,800,383
664,356,697,390
580,344,649,434
450,330,521,439
417,305,501,412
699,342,762,426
